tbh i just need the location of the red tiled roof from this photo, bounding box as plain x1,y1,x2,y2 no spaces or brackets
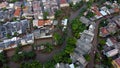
14,8,21,16
115,58,120,66
109,37,117,44
38,20,51,26
101,27,109,35
92,6,102,16
114,8,119,12
0,2,7,8
60,0,67,4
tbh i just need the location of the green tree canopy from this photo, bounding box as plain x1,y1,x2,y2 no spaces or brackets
71,18,86,38
20,60,43,68
0,52,7,64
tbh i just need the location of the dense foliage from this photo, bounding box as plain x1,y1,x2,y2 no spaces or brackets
71,18,86,38
20,60,43,68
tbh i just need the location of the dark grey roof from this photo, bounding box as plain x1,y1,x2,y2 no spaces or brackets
21,19,29,33
0,20,30,38
0,26,7,38
15,2,22,7
0,42,5,49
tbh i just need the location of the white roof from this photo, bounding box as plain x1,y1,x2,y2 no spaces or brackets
0,50,3,53
62,19,68,26
9,3,14,8
106,38,114,46
106,49,119,57
100,11,107,16
69,64,74,68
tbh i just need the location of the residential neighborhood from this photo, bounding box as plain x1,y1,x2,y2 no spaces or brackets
0,0,119,68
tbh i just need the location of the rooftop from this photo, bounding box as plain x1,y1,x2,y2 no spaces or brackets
14,8,21,17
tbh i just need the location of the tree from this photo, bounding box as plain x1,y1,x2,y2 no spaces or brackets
6,34,11,39
53,33,63,45
95,53,101,62
26,51,36,59
65,44,75,54
86,11,95,18
0,52,7,64
43,12,49,20
53,54,62,63
44,60,56,68
42,43,54,53
54,10,62,19
67,37,76,46
99,19,108,27
106,5,112,9
84,54,91,61
71,18,86,38
2,64,9,68
118,0,120,4
9,0,18,3
12,17,17,21
33,26,38,29
14,32,18,36
20,60,43,68
15,44,22,54
64,37,77,54
2,7,7,11
11,54,21,62
99,39,106,45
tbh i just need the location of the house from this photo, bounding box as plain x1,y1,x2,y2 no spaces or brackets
0,19,29,38
0,9,14,21
89,24,95,32
14,2,22,9
22,2,33,19
106,22,117,34
0,2,8,9
42,0,58,19
91,5,102,19
33,20,53,28
8,3,14,8
100,10,107,16
105,48,119,57
70,23,94,68
53,20,58,26
33,29,52,39
70,52,88,68
114,8,120,13
70,0,81,5
21,34,34,45
0,37,20,50
33,29,41,39
106,37,117,46
113,16,120,27
112,57,120,68
32,1,43,19
14,8,21,17
80,16,91,26
0,26,7,39
69,64,75,68
99,27,109,37
80,30,94,43
59,0,69,7
34,28,52,39
61,19,68,31
109,9,115,14
100,6,110,14
55,63,70,68
76,39,92,55
27,0,33,1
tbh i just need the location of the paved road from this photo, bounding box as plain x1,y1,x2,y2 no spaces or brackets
69,4,86,21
